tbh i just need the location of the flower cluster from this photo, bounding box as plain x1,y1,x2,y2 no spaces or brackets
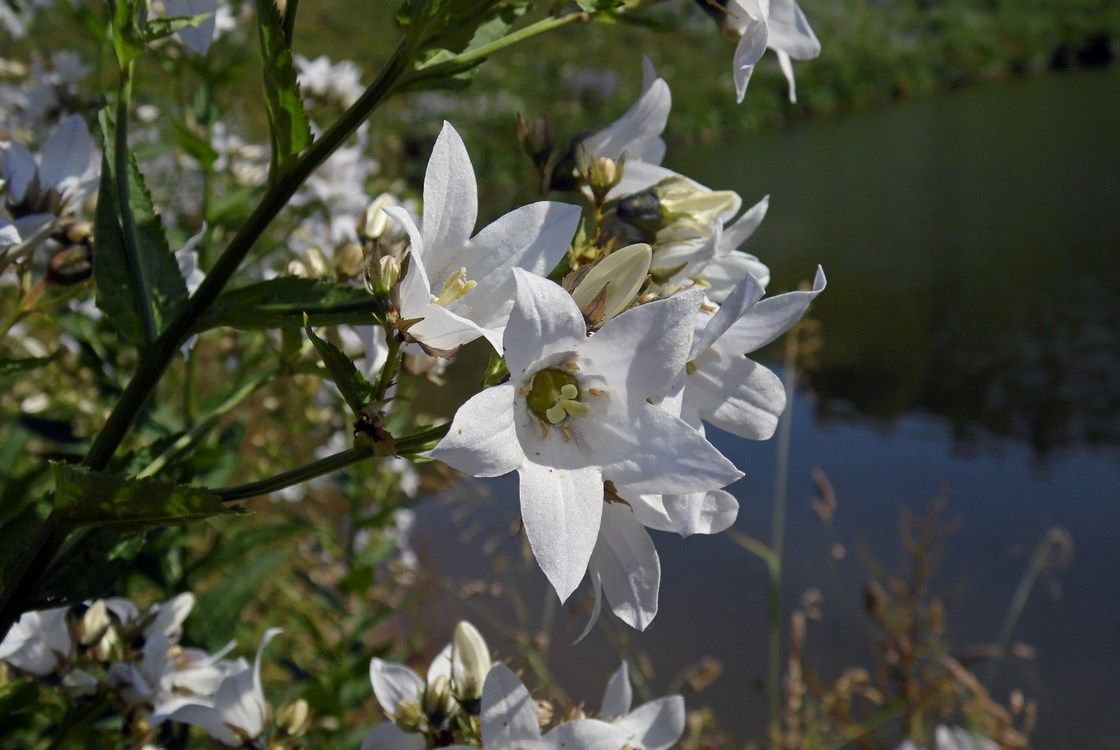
0,596,288,748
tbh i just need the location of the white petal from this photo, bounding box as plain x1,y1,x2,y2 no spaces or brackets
778,49,798,103
448,201,580,332
504,270,587,378
732,0,770,103
573,570,604,645
158,701,240,746
687,354,786,440
360,721,427,750
545,719,632,750
427,643,453,685
39,114,93,193
582,289,702,406
608,160,680,199
145,592,194,640
719,266,825,353
662,489,739,537
480,664,543,748
590,505,660,631
614,696,686,750
689,273,766,359
214,626,280,739
599,662,632,720
766,0,821,60
702,252,772,303
519,462,603,602
2,143,37,203
429,384,523,477
370,658,426,719
719,195,769,252
580,77,670,165
422,123,478,257
596,403,742,494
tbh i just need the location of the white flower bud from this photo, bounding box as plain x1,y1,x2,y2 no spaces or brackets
358,194,398,241
655,177,741,229
451,621,491,702
335,241,365,278
570,243,652,328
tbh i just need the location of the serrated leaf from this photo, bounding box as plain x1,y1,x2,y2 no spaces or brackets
170,119,220,168
110,0,145,66
254,0,312,178
305,317,377,415
52,463,232,529
404,2,527,91
93,110,189,346
30,527,145,608
143,13,213,42
196,277,388,331
397,0,502,56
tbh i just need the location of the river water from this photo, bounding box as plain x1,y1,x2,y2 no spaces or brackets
412,67,1120,749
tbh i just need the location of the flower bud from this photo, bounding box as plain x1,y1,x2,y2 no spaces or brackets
451,621,491,702
655,177,741,229
335,241,365,278
584,153,627,204
366,254,402,296
276,698,311,736
517,113,554,171
80,600,111,647
423,673,454,720
62,669,99,698
358,194,397,241
569,243,651,328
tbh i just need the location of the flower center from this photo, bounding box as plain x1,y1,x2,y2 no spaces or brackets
431,266,476,306
526,368,591,425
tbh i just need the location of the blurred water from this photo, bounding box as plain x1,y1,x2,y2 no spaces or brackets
413,68,1120,748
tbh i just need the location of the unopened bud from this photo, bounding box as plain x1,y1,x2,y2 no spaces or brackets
80,601,111,646
358,194,397,241
517,113,553,170
569,243,651,328
395,696,425,731
451,621,491,702
276,698,310,736
655,177,741,228
335,242,365,278
62,669,99,698
584,153,626,204
423,673,453,720
366,254,402,296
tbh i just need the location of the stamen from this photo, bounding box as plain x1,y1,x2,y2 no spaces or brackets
432,267,477,305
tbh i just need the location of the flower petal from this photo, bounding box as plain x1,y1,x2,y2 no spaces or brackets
589,505,660,630
663,489,740,537
39,114,93,195
429,384,523,477
580,77,670,165
422,123,478,257
731,0,769,103
545,719,633,750
686,354,786,440
481,664,543,747
1,143,37,204
766,0,821,60
370,658,425,720
719,266,826,353
519,462,603,602
689,273,766,359
615,696,686,750
360,721,427,750
599,662,633,720
504,270,587,378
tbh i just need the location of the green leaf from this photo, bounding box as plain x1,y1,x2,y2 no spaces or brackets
170,119,220,168
189,547,288,651
93,110,189,346
403,1,528,91
0,355,56,377
397,0,503,56
573,0,622,11
52,463,233,529
196,277,388,331
143,13,213,43
254,0,312,178
30,527,145,608
110,0,145,67
304,316,378,416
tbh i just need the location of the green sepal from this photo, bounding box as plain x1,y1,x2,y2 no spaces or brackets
196,277,389,331
304,315,378,417
254,0,313,179
52,463,233,530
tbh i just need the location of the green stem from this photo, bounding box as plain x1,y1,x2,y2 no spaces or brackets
282,0,298,46
767,325,800,736
114,61,157,345
82,37,413,472
373,329,402,403
213,445,373,501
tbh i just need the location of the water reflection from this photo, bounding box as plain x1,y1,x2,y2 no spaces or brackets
679,67,1120,456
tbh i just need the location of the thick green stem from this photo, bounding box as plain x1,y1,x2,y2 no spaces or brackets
213,445,373,501
115,61,157,344
83,38,412,472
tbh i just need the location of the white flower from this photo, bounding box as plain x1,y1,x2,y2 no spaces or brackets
599,661,685,750
152,628,282,747
296,54,365,108
385,122,581,353
1,113,97,218
0,606,71,676
679,266,826,441
725,0,821,103
430,271,742,602
368,643,452,726
898,725,999,750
